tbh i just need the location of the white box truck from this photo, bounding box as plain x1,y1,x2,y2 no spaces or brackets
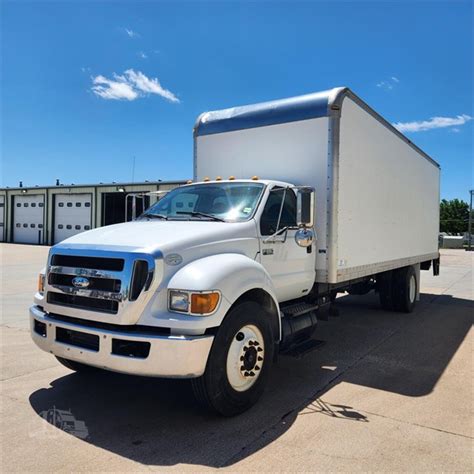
30,87,440,415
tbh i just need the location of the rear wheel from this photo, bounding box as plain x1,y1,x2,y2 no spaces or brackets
378,266,417,313
191,301,275,416
55,356,98,373
392,266,417,313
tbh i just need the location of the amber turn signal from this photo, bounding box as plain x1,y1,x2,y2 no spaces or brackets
190,292,220,314
38,273,45,294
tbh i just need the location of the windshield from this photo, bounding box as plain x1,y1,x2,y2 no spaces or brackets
141,182,265,222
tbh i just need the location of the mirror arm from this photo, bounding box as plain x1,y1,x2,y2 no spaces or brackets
263,226,289,244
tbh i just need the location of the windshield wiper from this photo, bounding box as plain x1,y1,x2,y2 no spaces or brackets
176,211,226,222
141,213,168,220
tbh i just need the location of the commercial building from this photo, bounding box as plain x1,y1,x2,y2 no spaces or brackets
0,180,185,245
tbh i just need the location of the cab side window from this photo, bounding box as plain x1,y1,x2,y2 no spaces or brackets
260,188,297,235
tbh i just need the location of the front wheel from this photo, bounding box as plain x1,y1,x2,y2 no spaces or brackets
191,301,275,416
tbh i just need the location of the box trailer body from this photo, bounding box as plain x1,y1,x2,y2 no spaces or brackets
29,87,441,416
194,87,440,284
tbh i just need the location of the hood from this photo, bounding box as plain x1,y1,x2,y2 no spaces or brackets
54,220,257,256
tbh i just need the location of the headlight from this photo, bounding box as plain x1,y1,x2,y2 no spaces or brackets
169,290,189,312
38,273,45,294
168,290,220,315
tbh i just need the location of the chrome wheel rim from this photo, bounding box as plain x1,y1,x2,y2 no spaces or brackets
226,324,265,392
409,275,416,303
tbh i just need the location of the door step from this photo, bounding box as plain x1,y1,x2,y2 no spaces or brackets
281,302,319,318
281,339,326,358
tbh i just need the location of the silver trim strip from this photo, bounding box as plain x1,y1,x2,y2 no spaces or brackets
49,266,123,280
48,285,123,302
326,109,342,284
334,253,439,283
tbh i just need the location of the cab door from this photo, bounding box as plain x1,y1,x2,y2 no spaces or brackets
258,186,316,302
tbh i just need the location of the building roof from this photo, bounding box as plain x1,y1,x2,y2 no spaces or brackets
0,179,187,192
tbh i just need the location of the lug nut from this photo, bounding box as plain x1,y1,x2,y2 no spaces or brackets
258,356,263,361
255,365,260,371
249,371,255,377
240,365,245,371
257,347,263,352
244,371,250,377
240,356,244,361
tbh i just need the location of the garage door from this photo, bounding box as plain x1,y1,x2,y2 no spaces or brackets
0,195,5,242
13,194,45,244
53,194,92,244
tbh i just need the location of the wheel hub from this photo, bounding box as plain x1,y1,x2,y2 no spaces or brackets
242,345,257,371
226,325,265,391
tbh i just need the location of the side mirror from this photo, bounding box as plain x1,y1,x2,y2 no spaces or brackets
296,187,315,227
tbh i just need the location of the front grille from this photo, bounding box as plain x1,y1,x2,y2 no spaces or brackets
51,254,124,271
49,273,121,293
56,327,100,351
48,292,119,314
46,251,154,317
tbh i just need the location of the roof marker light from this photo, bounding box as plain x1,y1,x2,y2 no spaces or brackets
228,176,235,180
203,177,210,182
215,176,222,181
186,180,193,184
251,176,259,181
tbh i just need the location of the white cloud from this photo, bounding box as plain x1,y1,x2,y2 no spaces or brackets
377,81,393,90
393,114,472,133
91,69,179,103
124,28,139,38
377,76,400,91
124,69,180,103
91,74,138,101
138,51,148,59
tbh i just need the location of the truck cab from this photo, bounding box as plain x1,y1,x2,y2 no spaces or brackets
31,178,319,415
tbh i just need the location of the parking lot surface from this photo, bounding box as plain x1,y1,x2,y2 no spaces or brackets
1,244,472,472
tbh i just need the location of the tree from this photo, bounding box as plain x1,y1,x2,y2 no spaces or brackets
439,199,469,234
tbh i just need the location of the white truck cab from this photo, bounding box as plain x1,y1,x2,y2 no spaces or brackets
30,87,440,415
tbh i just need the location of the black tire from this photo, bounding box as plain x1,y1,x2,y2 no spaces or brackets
378,272,394,311
191,301,275,416
392,266,417,313
55,356,98,373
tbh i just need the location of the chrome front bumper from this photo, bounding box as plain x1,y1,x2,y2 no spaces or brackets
30,305,214,378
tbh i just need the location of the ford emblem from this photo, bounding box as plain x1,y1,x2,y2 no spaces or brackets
165,253,183,266
72,276,90,288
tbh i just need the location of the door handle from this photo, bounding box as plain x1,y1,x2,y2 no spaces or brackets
262,248,274,255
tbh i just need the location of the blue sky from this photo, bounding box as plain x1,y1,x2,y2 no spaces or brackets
1,1,472,200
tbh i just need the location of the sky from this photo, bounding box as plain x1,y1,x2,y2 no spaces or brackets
1,1,472,201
